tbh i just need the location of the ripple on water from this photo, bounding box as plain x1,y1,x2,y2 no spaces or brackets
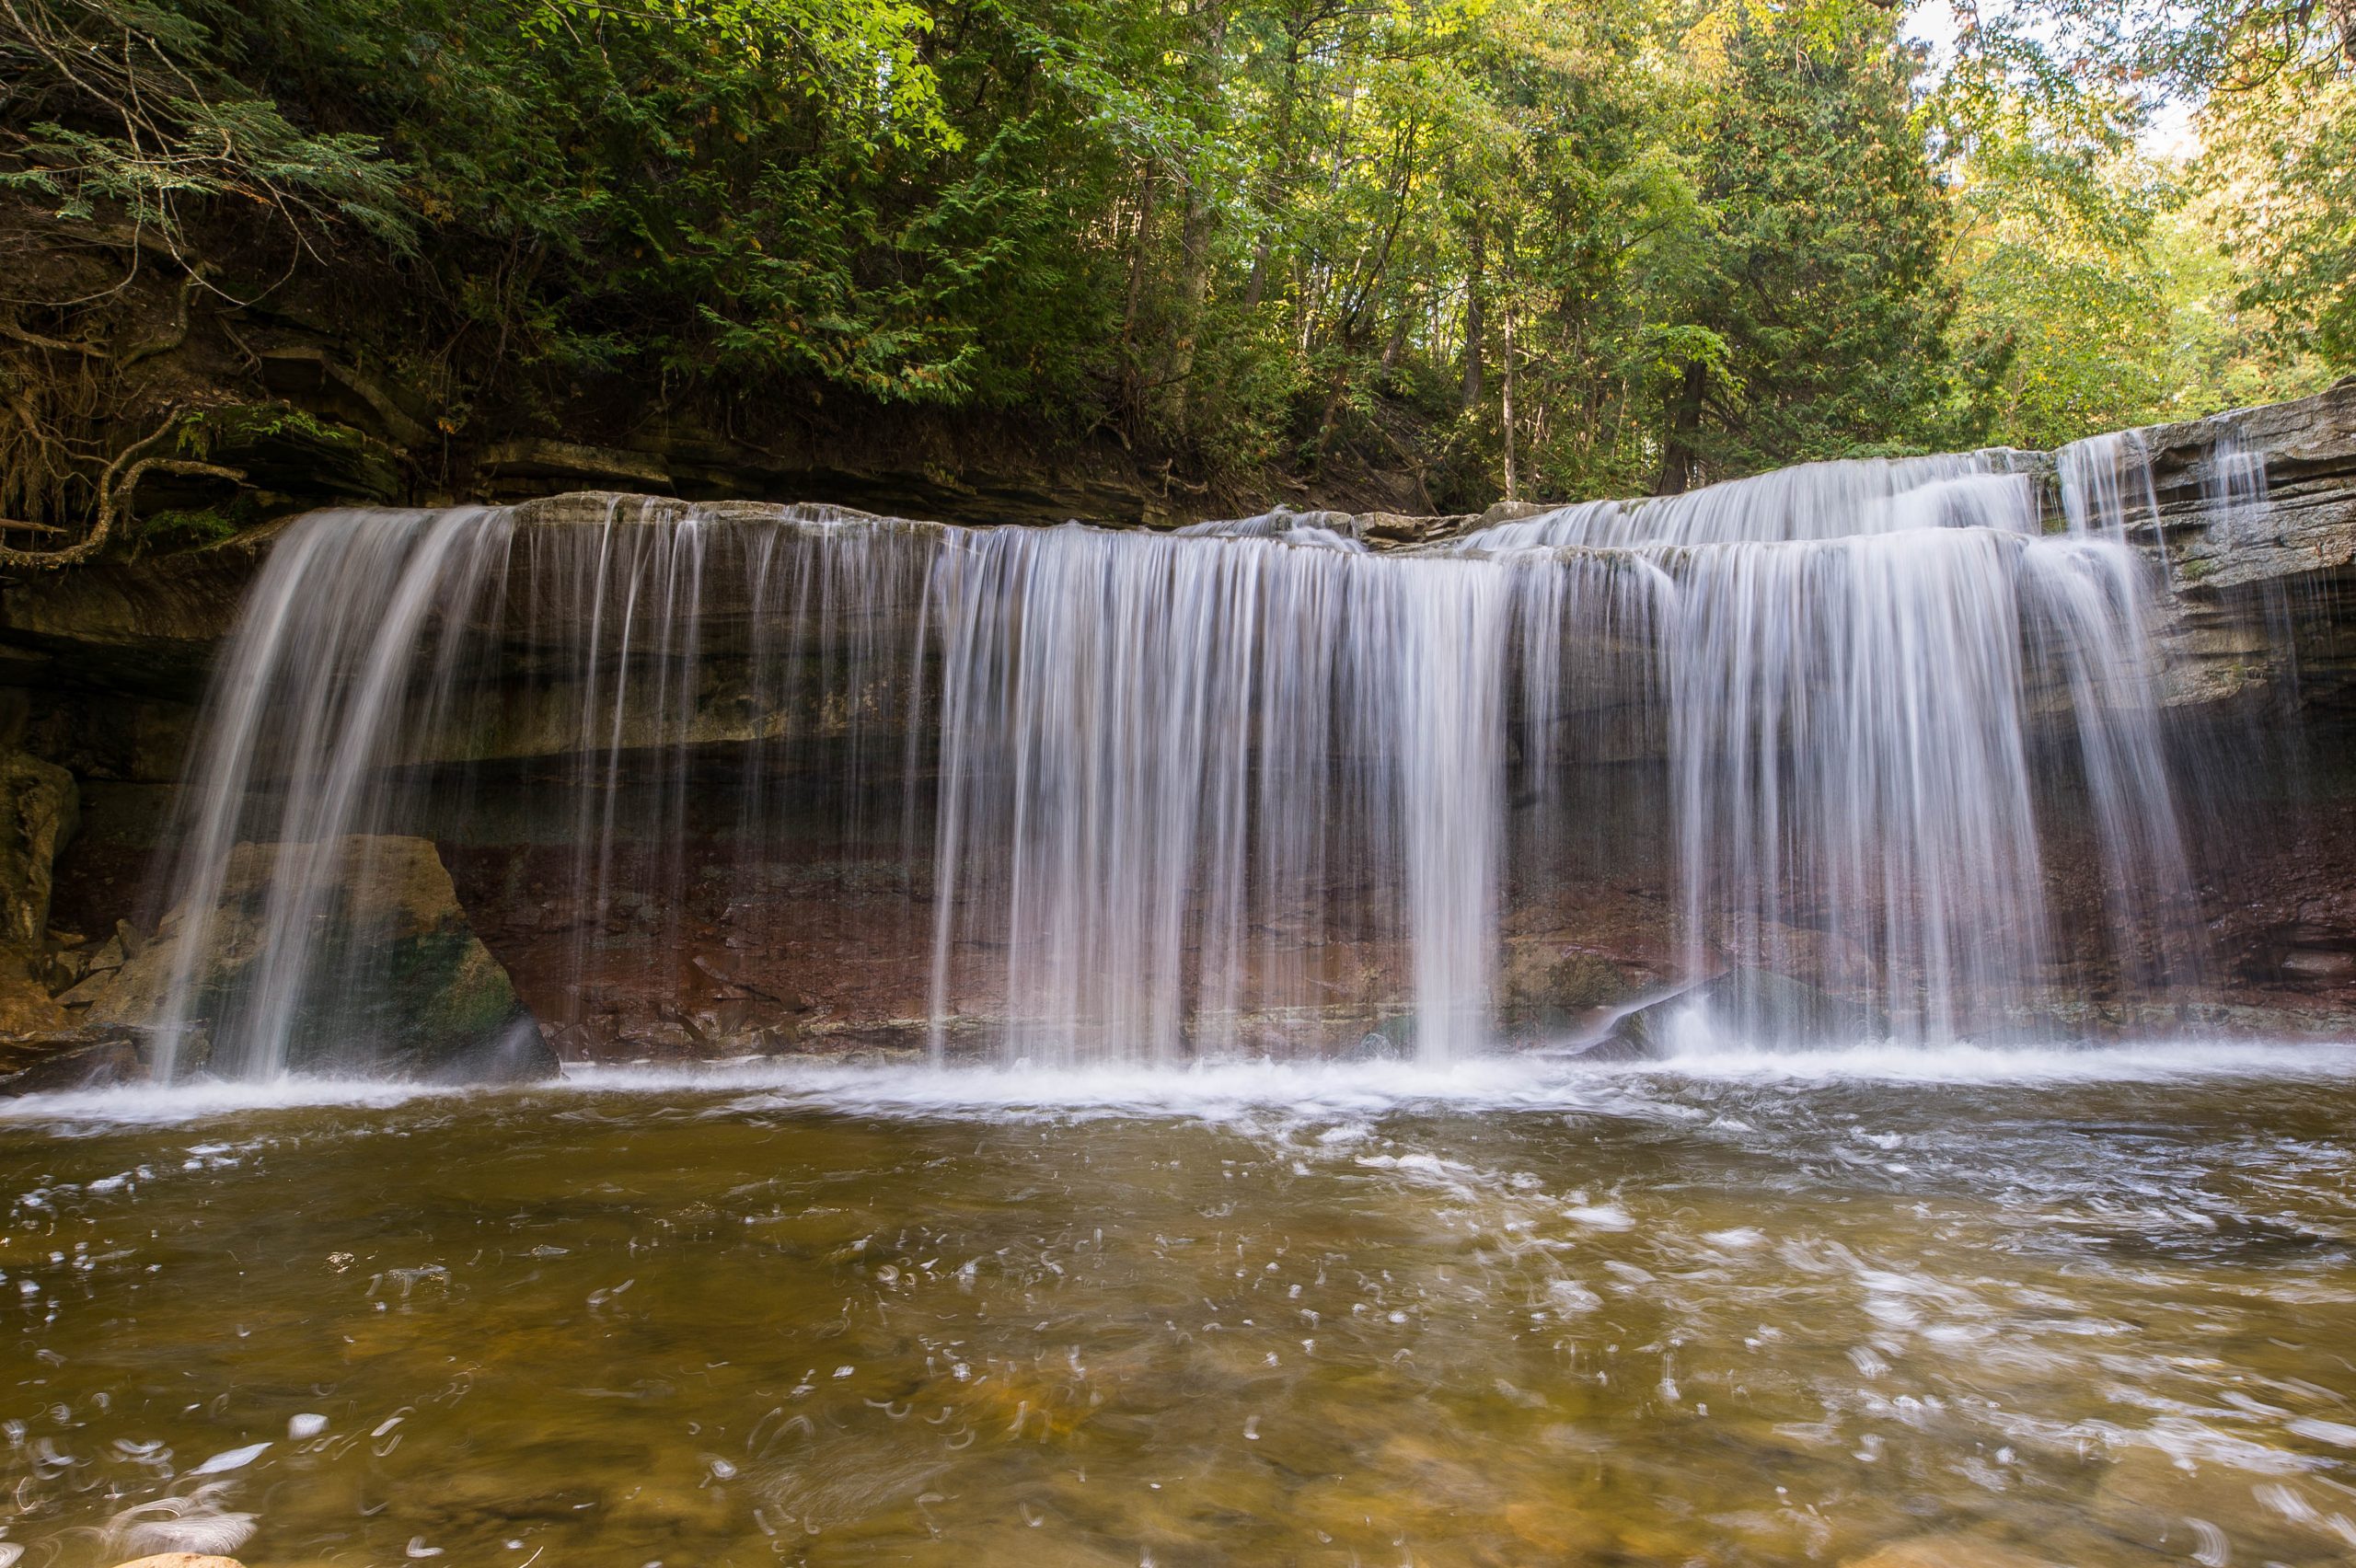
0,1041,2352,1565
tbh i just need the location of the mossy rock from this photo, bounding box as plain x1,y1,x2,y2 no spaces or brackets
182,402,403,506
69,835,556,1082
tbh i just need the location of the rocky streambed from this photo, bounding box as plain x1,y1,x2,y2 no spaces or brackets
5,1053,2356,1566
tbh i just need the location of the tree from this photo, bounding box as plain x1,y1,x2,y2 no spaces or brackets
1656,2,1965,487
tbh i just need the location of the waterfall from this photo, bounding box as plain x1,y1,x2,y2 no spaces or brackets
1456,450,2201,1039
146,502,941,1079
924,525,1522,1065
140,441,2224,1079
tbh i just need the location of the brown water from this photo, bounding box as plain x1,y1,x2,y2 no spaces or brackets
4,1047,2356,1568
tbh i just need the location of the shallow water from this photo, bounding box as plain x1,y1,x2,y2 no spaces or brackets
6,1047,2356,1567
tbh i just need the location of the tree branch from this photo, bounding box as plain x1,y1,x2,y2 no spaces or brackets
0,408,242,569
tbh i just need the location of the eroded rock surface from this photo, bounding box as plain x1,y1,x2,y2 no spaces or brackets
1,391,2355,1062
65,835,557,1081
0,747,76,947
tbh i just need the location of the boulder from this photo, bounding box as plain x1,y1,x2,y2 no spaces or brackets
1477,499,1557,529
1500,941,1634,1032
0,748,77,947
1347,1014,1417,1061
67,835,559,1081
0,1024,144,1095
1582,966,1884,1060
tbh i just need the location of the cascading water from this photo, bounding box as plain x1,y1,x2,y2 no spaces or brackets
924,525,1520,1066
140,438,2231,1079
1459,449,2202,1039
146,502,941,1079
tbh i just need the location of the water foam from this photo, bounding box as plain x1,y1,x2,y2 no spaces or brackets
8,1040,2351,1133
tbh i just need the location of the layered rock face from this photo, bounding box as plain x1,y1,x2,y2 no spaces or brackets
60,836,556,1081
0,744,82,1043
0,385,2350,1077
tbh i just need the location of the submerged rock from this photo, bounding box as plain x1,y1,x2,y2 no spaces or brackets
66,835,558,1081
2090,1446,2355,1565
1840,1534,2063,1568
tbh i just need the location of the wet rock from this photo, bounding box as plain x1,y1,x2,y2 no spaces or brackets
1501,940,1634,1030
0,748,77,946
1840,1534,2064,1568
0,948,72,1034
2090,1446,2356,1564
67,835,559,1081
107,1557,248,1568
0,1023,145,1095
1347,1014,1416,1060
479,437,674,493
1478,499,1557,529
48,918,141,995
1358,509,1477,546
2281,947,2356,979
1583,966,1884,1060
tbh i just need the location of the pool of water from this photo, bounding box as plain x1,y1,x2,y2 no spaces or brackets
5,1045,2356,1566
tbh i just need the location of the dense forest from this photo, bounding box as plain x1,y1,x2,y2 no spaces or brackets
1,0,2350,548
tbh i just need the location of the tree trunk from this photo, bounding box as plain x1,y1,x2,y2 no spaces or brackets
1158,1,1230,435
1655,359,1707,496
1380,296,1412,382
1500,299,1518,502
1460,227,1485,412
1121,173,1160,420
1163,178,1217,432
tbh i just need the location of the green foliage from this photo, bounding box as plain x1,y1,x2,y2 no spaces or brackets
176,403,358,456
0,0,414,248
1934,0,2348,454
1922,0,2354,447
2204,64,2356,369
1666,4,1969,480
4,0,2344,522
134,503,241,550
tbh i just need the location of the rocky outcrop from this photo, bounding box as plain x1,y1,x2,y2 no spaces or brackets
0,744,81,1042
0,522,285,704
64,835,557,1081
0,1025,143,1095
0,391,2353,1066
2150,379,2356,594
0,747,78,946
4,380,2348,711
2136,380,2356,708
